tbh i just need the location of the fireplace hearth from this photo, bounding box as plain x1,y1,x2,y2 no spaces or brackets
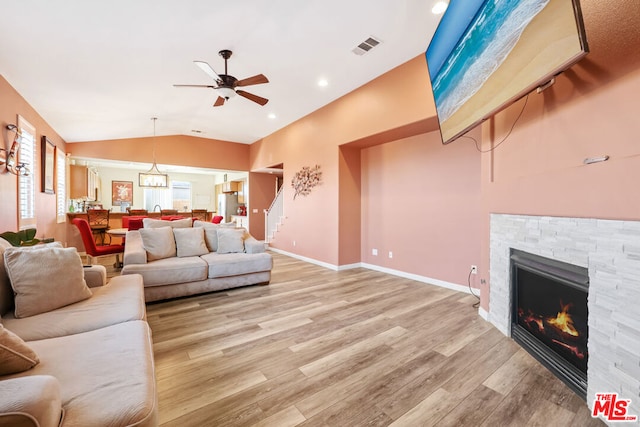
510,249,589,399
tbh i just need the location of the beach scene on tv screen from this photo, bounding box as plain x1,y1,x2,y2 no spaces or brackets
426,0,586,144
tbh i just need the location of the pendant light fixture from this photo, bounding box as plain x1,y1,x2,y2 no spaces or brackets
138,117,168,188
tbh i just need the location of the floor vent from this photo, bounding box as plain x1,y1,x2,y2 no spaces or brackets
352,36,382,56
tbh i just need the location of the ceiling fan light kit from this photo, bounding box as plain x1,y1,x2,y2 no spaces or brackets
174,49,269,107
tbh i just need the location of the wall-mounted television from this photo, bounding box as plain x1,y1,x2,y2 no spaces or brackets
426,0,589,145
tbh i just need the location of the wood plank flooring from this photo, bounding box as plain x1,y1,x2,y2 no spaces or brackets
145,252,603,427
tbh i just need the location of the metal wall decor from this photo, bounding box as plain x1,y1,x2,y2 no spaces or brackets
291,164,322,200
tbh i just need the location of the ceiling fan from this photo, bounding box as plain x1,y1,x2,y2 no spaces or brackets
174,49,269,107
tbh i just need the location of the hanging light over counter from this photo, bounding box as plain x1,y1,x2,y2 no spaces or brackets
139,117,168,188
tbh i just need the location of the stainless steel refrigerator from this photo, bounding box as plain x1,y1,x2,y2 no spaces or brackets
217,193,239,223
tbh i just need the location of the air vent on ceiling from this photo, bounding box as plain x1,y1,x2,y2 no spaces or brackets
352,36,382,56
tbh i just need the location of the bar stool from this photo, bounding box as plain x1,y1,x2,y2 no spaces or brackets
86,208,110,245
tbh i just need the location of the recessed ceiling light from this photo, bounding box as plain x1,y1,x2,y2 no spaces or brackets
318,78,329,87
432,1,448,14
268,113,277,119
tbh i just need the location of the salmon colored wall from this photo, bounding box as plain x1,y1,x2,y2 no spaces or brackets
251,56,436,265
248,172,279,240
0,76,67,242
361,129,482,286
478,0,640,310
338,146,361,265
68,134,249,171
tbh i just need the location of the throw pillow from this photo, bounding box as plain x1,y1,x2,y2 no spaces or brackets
217,228,245,254
0,240,63,316
193,221,220,252
0,324,39,375
139,227,176,261
142,217,192,229
173,227,208,258
4,246,92,318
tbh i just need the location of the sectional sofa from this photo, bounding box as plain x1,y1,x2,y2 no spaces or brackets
0,238,157,427
121,219,272,302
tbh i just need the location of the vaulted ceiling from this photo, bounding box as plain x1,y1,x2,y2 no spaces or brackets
0,1,443,144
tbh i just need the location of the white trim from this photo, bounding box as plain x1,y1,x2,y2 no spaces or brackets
267,247,340,271
361,262,472,295
267,246,477,296
478,307,489,320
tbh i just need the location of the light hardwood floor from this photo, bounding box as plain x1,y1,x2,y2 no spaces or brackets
144,252,603,427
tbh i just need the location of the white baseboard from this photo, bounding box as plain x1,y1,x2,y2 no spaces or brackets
478,307,489,320
267,247,480,296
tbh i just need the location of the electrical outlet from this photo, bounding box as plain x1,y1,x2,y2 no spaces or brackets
471,265,478,274
372,248,378,256
389,251,393,259
293,240,296,247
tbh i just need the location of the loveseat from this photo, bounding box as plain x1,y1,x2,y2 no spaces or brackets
0,238,157,427
121,219,272,302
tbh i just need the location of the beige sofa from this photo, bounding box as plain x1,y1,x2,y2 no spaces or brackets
0,238,157,427
121,219,272,302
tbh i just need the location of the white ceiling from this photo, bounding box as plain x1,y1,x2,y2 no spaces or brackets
0,1,442,144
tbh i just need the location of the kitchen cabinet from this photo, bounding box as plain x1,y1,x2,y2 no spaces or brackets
221,181,240,193
70,165,100,201
236,181,245,204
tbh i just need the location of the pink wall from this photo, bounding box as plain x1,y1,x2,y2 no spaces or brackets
477,0,640,310
0,76,67,242
69,134,249,171
250,56,436,266
361,129,482,286
248,172,279,240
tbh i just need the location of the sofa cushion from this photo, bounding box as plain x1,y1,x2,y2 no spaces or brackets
193,220,220,252
174,227,208,258
139,226,176,261
217,228,246,254
0,375,62,427
0,323,39,375
7,321,157,427
1,274,146,341
142,217,192,229
122,256,208,287
200,252,273,279
4,246,92,318
0,239,63,317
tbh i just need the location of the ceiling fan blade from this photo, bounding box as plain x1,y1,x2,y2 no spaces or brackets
213,96,226,107
236,74,269,87
236,90,269,106
173,84,217,89
194,60,221,82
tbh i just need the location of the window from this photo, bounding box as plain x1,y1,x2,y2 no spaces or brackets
171,181,191,211
56,149,66,223
17,115,36,230
142,180,192,212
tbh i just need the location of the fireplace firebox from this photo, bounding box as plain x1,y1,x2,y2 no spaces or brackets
510,249,589,399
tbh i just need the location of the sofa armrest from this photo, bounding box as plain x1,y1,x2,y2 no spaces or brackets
244,236,266,254
123,230,147,266
83,264,107,287
0,375,63,427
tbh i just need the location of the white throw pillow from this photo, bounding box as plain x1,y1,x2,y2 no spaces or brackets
139,227,176,261
216,228,245,254
173,227,209,258
193,221,220,252
4,246,92,318
142,217,193,229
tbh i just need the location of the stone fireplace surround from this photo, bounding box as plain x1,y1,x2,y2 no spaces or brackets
488,214,640,418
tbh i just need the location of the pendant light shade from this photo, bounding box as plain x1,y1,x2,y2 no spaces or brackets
139,117,168,188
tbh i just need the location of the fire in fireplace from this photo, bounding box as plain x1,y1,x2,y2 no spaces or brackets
510,249,589,399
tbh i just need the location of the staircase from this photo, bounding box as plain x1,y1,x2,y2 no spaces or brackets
264,187,284,244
